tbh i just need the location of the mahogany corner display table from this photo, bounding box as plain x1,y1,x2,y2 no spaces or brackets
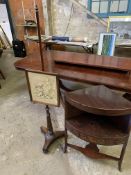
64,85,131,171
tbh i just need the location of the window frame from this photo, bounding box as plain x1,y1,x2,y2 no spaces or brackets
88,0,131,18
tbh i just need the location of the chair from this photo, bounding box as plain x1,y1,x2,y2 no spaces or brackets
26,70,64,153
64,85,131,171
0,49,5,88
0,70,5,88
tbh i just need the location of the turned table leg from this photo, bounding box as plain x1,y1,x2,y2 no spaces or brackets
40,105,65,153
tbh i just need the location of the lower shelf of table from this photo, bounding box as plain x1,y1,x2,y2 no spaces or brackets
66,114,128,145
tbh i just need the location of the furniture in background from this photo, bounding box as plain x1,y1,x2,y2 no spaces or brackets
0,48,3,57
0,25,11,49
0,69,5,89
26,70,64,153
0,49,5,88
15,50,131,93
97,32,116,56
0,69,5,80
26,35,94,53
64,85,131,171
44,40,94,53
107,16,131,57
12,39,26,57
107,16,131,41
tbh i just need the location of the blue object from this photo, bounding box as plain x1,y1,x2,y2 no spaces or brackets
52,36,70,41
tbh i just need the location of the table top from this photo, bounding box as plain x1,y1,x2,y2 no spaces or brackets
14,50,131,93
45,40,93,48
54,51,131,72
25,35,94,48
66,85,131,116
26,35,131,48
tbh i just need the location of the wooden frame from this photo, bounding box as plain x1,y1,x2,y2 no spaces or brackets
107,16,131,40
26,70,60,107
97,32,116,56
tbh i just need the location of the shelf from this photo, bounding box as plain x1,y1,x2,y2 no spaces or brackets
24,35,49,42
66,114,128,145
16,24,37,28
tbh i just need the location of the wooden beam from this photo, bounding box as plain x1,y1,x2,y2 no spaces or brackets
46,0,53,35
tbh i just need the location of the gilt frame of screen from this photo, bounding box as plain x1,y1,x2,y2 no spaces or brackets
25,70,60,107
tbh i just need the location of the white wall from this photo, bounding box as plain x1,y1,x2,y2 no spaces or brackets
0,4,13,44
43,0,106,42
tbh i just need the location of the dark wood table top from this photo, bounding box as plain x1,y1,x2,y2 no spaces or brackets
14,50,131,93
66,85,131,116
